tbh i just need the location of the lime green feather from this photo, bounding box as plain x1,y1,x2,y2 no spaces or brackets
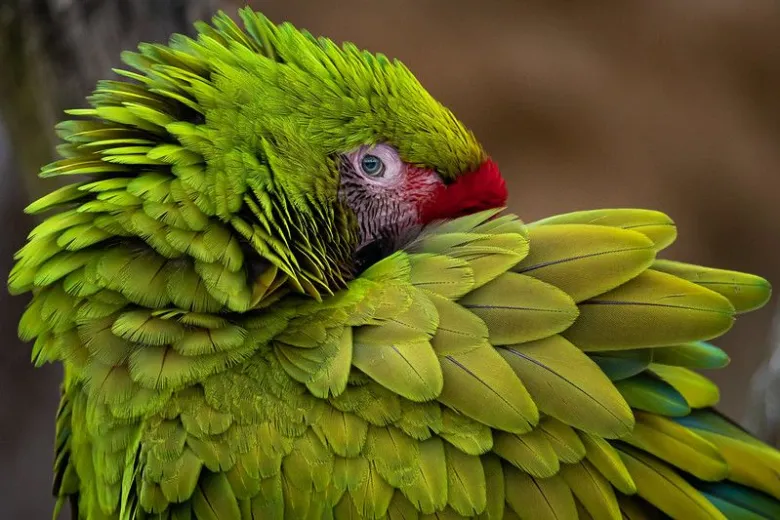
624,412,728,481
617,444,726,519
352,338,442,403
676,410,780,499
437,409,493,456
578,432,636,494
492,428,559,478
408,254,474,300
539,418,587,464
191,472,241,520
653,259,772,313
398,437,447,515
514,224,656,302
560,460,621,520
478,455,505,520
314,407,368,459
366,425,420,489
648,364,720,409
426,293,487,357
459,273,578,345
24,182,90,214
395,400,442,442
499,335,634,438
504,467,577,520
437,341,538,434
443,443,486,516
529,208,677,251
565,270,735,350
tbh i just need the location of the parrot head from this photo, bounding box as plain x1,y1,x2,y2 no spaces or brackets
339,142,506,267
190,11,507,291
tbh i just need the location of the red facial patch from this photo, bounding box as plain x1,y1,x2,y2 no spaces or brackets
418,158,508,224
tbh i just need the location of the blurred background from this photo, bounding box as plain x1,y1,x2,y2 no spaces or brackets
2,0,780,517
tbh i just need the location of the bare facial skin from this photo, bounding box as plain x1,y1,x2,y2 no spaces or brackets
339,144,442,253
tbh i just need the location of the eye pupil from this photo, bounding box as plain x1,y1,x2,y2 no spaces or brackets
360,154,384,176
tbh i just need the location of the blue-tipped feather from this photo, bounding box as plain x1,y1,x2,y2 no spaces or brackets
696,481,780,520
614,373,690,416
651,341,730,369
591,349,652,381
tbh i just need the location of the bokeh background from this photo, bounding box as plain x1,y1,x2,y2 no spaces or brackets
2,1,780,517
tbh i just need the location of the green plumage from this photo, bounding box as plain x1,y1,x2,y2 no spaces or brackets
8,8,779,520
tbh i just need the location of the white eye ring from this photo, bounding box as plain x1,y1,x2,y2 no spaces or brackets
351,144,403,185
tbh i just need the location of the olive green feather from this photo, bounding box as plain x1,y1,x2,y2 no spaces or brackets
578,432,636,494
565,270,736,351
616,444,726,519
504,467,577,520
492,429,559,478
499,335,634,438
529,208,677,251
560,460,621,520
514,224,656,302
624,412,729,481
653,259,772,313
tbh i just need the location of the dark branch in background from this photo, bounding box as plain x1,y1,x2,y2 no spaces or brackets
0,1,221,518
0,0,221,199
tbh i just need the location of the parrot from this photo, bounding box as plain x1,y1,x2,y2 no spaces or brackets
7,8,780,520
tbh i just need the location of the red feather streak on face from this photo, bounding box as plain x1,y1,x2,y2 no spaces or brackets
417,158,508,224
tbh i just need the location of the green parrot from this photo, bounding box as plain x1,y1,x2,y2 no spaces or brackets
8,8,780,520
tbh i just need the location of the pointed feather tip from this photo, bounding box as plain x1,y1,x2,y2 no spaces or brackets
652,260,772,313
529,208,677,251
7,263,35,295
652,341,731,370
736,275,772,313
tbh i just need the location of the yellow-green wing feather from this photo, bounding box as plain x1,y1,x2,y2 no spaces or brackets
13,145,779,520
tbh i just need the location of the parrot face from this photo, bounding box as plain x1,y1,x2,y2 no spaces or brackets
339,143,442,253
339,143,508,263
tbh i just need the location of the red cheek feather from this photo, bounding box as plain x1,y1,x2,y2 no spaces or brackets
419,158,508,224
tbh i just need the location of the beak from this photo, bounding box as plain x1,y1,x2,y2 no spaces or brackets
419,158,507,223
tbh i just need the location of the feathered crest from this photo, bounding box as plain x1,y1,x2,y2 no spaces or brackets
15,8,486,300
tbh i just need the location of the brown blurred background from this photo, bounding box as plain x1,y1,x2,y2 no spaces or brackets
2,0,780,517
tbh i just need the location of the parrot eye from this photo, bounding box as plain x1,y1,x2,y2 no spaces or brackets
346,144,403,185
360,154,384,177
